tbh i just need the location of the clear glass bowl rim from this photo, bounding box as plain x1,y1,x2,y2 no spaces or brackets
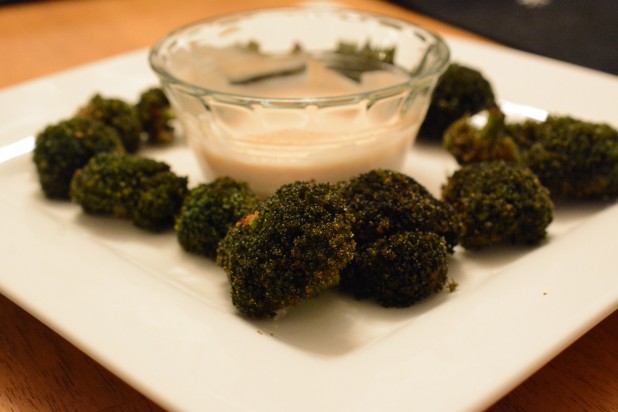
148,6,451,104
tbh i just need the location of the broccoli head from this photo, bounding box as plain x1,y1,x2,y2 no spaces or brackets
339,231,449,308
175,177,260,259
511,115,618,199
340,169,462,252
419,63,497,140
444,111,618,200
70,153,188,231
33,117,124,199
135,87,175,145
441,160,553,249
444,108,520,164
76,94,142,153
216,181,355,319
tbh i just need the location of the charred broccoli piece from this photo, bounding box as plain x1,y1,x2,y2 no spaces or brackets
175,177,260,259
510,116,618,199
442,161,553,249
33,117,124,199
70,153,188,232
340,169,462,253
76,94,142,153
444,108,520,164
419,63,497,140
445,111,618,200
338,169,459,306
340,231,449,308
135,87,175,145
216,181,355,319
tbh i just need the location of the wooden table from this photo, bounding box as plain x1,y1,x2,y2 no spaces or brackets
1,1,616,410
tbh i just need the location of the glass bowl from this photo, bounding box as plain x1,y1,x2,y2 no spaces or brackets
149,6,450,194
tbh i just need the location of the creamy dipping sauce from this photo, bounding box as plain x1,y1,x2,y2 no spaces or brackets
195,126,416,195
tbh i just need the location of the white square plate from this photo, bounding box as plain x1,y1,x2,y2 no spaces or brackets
1,37,617,411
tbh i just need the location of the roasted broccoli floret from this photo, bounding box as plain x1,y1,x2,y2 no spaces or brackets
175,177,260,259
419,63,497,140
135,87,175,145
339,231,449,307
340,169,462,252
441,161,553,249
337,169,459,306
76,94,142,153
510,116,618,199
444,108,520,164
444,111,618,200
216,181,355,319
70,153,188,232
33,117,124,199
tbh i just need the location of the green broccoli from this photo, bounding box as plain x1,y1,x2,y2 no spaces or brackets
216,181,355,319
441,160,553,249
337,169,459,307
76,94,142,153
175,177,260,259
444,108,520,164
510,116,618,199
339,231,449,308
135,87,175,145
70,152,188,232
33,117,125,199
444,111,618,200
419,63,497,140
339,169,462,253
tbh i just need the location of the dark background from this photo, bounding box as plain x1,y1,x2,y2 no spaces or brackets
392,0,618,76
